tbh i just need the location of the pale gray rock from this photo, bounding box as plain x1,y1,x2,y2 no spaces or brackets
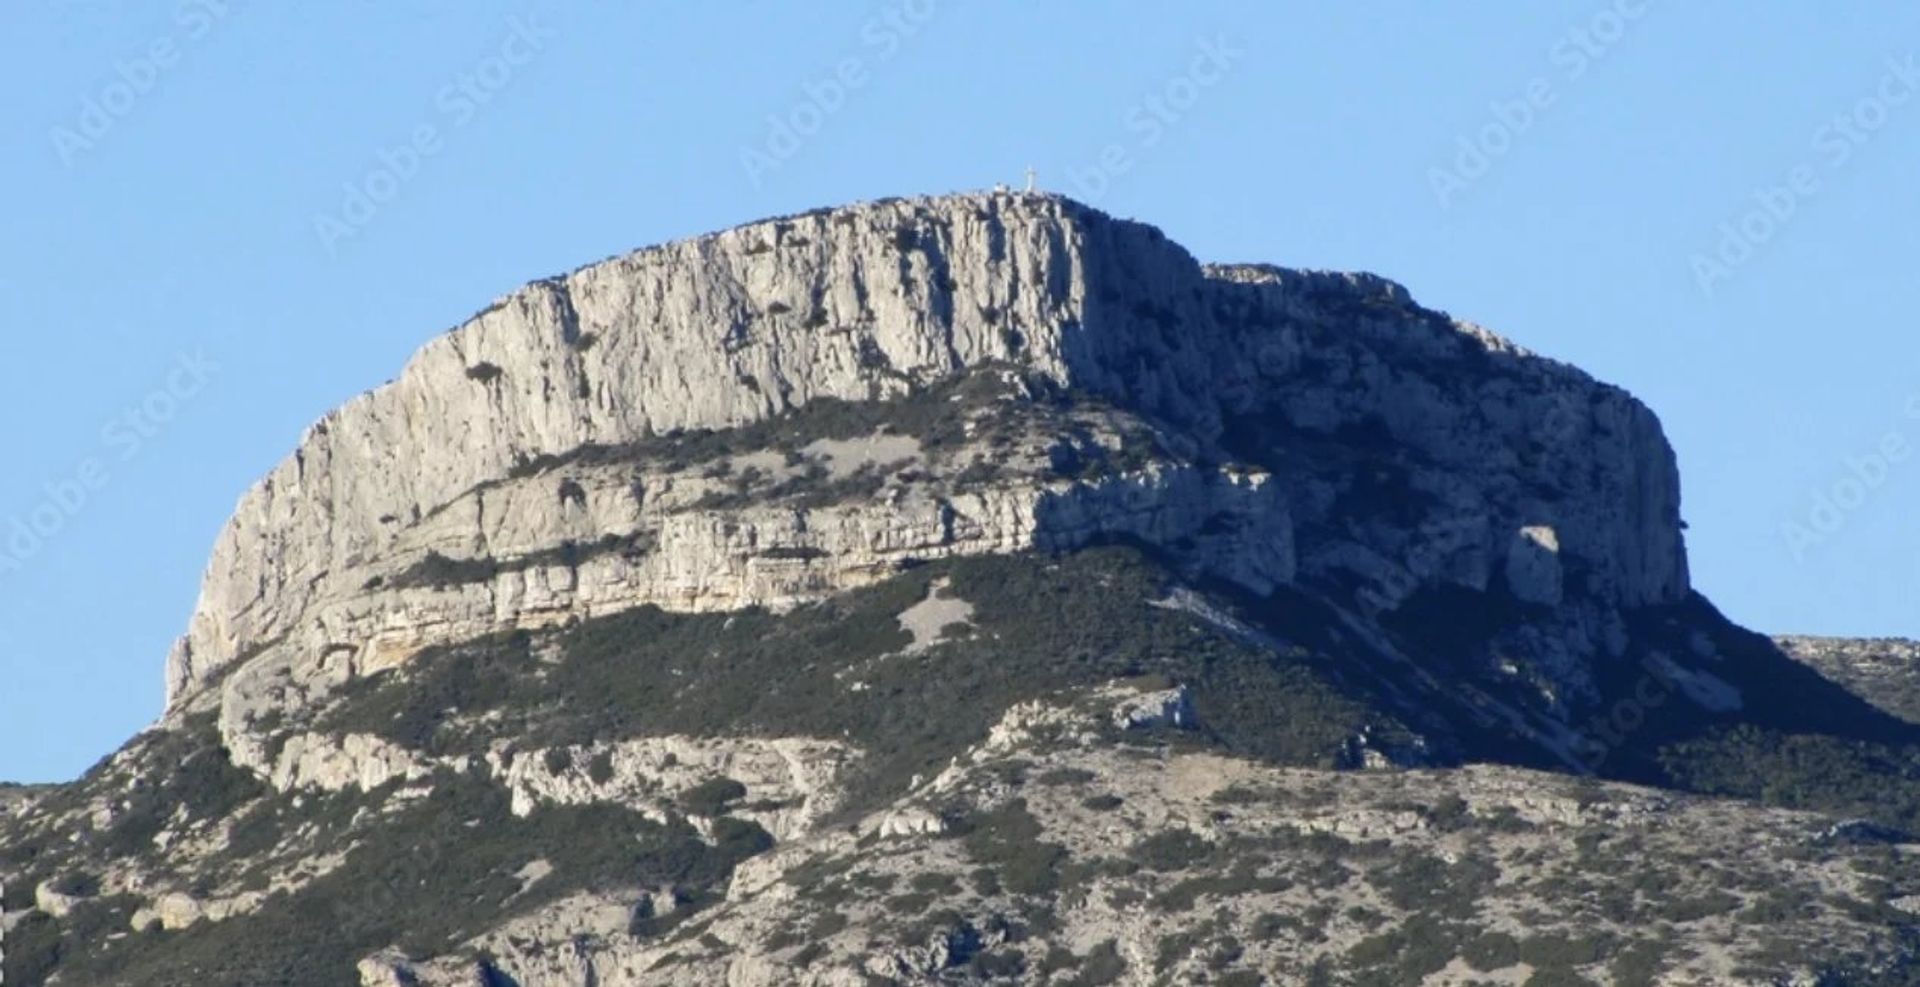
166,193,1688,719
268,731,443,793
209,451,1297,760
422,686,1900,987
154,890,204,931
1108,685,1196,731
489,736,858,841
356,950,421,987
1505,524,1564,605
32,880,83,919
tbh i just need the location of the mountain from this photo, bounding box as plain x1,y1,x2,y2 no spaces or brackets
5,193,1919,986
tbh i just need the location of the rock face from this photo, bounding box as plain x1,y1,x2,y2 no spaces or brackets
488,736,859,841
33,193,1920,987
167,192,1686,722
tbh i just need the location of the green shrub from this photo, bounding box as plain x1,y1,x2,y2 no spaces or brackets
1368,851,1496,918
679,777,747,818
710,817,774,858
1130,830,1212,872
1518,932,1609,970
908,872,959,895
1607,939,1670,987
1151,862,1289,912
961,800,1067,896
1659,725,1920,833
1462,930,1519,970
1342,913,1464,984
884,891,935,915
1155,929,1201,971
1,911,61,984
320,545,1400,821
970,949,1026,977
40,772,768,987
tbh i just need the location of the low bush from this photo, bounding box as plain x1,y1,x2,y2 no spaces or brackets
1129,830,1213,872
679,777,747,818
44,772,769,987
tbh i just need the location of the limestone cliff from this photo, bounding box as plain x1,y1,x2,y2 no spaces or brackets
166,192,1687,730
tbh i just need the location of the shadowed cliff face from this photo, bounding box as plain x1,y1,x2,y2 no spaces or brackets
166,193,1687,717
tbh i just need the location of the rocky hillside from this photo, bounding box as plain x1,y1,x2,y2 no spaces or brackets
1779,637,1920,725
5,193,1919,986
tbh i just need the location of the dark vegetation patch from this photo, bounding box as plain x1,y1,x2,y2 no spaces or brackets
1,894,143,985
1659,727,1920,834
1341,913,1464,985
1382,583,1545,665
678,777,747,818
321,546,1405,813
0,714,268,910
502,369,1030,483
1366,851,1497,919
485,367,1163,502
1150,858,1291,913
384,532,653,591
1586,596,1920,833
1129,830,1213,872
25,772,770,987
1035,767,1096,786
954,800,1068,896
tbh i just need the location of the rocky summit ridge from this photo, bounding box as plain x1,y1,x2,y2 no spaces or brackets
6,193,1920,987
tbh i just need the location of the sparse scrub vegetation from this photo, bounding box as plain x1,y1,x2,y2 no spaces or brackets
318,546,1401,813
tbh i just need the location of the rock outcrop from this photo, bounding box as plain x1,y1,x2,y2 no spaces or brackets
167,192,1687,738
46,193,1920,987
379,687,1909,987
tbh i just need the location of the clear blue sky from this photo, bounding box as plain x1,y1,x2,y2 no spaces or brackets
2,3,1916,782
